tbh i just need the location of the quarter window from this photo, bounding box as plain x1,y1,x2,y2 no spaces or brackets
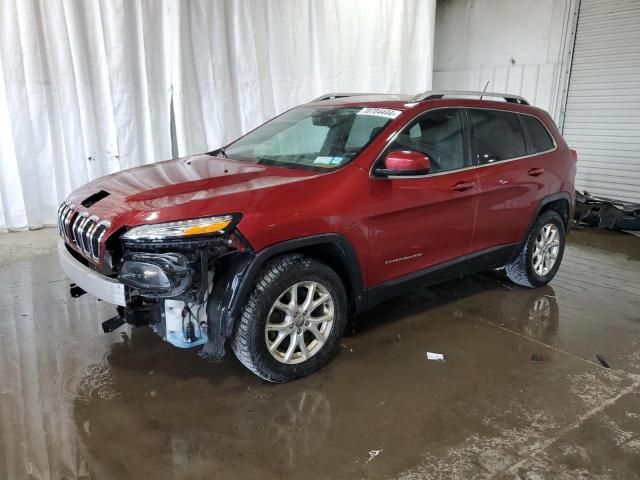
386,108,466,173
520,114,554,154
469,109,526,163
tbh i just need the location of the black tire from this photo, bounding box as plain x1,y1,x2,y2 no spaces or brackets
231,254,348,383
505,210,566,288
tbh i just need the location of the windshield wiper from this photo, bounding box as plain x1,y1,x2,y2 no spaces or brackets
207,147,228,158
255,156,277,165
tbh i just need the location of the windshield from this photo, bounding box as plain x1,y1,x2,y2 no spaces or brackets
224,106,400,170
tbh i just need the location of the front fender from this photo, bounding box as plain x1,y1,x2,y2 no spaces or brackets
199,233,365,360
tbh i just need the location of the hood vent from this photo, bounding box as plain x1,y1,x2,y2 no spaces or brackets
81,190,110,208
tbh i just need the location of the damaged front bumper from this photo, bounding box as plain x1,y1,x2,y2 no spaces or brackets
59,227,255,359
58,239,126,306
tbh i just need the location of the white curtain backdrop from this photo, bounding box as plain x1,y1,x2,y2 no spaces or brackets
0,0,436,231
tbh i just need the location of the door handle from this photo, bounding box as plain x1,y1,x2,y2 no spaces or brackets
451,181,475,192
528,167,545,177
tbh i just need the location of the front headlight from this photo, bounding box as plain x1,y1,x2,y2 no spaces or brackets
122,215,237,241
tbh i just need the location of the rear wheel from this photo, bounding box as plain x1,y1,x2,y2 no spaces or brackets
231,254,347,382
505,210,566,288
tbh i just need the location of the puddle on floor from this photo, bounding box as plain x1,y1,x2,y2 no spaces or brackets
1,229,639,479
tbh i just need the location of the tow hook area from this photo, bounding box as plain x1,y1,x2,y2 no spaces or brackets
101,301,162,333
102,306,125,333
70,283,86,298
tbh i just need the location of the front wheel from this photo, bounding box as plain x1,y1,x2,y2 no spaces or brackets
231,254,347,382
505,210,566,288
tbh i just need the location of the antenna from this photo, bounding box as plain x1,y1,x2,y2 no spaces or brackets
480,81,490,100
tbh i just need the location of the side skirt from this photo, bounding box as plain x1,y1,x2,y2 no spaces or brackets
361,243,518,310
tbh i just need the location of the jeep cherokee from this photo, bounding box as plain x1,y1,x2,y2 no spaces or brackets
57,90,577,382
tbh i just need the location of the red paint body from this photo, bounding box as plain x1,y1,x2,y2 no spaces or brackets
64,96,576,288
384,150,431,171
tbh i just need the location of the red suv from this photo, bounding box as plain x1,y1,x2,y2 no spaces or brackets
58,90,576,382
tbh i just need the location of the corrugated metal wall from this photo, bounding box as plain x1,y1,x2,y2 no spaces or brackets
433,63,559,117
563,0,640,202
432,0,575,125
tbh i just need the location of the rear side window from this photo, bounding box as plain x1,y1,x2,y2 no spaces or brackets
519,114,555,153
469,109,526,163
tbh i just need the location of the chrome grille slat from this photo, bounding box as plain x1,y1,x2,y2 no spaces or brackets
57,202,67,237
63,205,75,240
57,202,110,262
62,205,71,240
57,203,65,235
81,217,97,255
91,221,111,260
62,211,68,239
71,214,80,243
72,213,88,248
57,202,74,240
81,219,92,249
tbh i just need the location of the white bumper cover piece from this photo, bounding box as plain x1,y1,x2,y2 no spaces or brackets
57,239,126,306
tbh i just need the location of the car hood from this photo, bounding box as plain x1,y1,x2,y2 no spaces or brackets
66,154,318,229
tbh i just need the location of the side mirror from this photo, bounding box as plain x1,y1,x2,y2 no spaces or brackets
375,150,431,177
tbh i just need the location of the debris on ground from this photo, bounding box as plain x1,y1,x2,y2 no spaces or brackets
574,190,640,231
531,354,543,362
426,352,447,362
596,354,610,368
366,449,383,464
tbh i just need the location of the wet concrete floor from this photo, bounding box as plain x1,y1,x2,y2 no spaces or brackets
1,228,639,479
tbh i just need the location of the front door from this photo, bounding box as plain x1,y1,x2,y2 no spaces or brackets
368,108,478,287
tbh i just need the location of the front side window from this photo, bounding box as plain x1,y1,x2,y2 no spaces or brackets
519,114,555,154
469,109,526,163
224,106,397,171
385,108,466,173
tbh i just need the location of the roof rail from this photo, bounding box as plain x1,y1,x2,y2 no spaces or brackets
310,93,388,102
410,90,529,105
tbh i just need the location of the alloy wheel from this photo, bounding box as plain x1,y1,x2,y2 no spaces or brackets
265,281,335,365
532,223,560,276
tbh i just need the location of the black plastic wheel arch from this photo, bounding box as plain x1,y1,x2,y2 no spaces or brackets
205,234,365,344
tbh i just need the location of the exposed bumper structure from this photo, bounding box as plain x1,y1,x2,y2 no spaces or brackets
574,190,640,231
57,239,126,306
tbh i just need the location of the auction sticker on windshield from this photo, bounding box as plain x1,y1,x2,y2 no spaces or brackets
357,108,401,119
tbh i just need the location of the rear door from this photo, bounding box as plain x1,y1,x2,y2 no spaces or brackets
469,108,553,254
368,108,478,286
